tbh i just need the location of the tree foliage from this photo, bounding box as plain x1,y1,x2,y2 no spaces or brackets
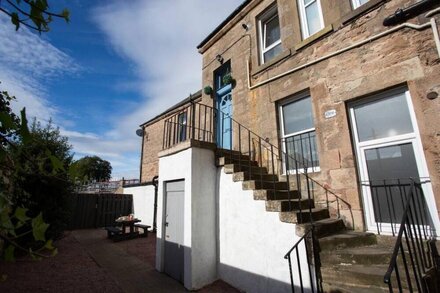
70,156,112,183
9,119,74,241
0,90,61,261
0,0,71,265
0,0,69,33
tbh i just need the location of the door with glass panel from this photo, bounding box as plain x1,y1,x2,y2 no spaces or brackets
215,62,232,150
279,94,319,174
349,88,436,234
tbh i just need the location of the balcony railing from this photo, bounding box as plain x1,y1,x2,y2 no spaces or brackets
163,103,215,149
162,101,351,224
283,130,320,173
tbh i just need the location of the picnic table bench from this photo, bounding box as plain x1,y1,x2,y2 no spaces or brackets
105,218,149,242
105,226,122,239
134,224,151,237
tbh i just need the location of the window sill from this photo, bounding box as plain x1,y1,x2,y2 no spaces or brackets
252,49,291,76
340,0,387,26
294,25,334,51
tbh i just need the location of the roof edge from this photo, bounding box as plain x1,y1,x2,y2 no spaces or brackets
197,0,252,49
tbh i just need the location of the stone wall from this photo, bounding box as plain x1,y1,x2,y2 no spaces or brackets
141,120,164,182
199,0,440,230
140,95,204,182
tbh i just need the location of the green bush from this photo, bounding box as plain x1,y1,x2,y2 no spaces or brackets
9,120,74,241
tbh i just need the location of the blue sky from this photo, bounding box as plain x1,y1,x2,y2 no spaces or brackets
0,0,242,179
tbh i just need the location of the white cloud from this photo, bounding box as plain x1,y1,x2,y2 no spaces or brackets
93,0,243,139
0,1,243,179
0,15,80,78
0,14,78,122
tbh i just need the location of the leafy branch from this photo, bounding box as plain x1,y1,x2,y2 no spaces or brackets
0,0,69,32
1,88,65,262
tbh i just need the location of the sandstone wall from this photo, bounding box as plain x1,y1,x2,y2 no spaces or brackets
199,0,440,230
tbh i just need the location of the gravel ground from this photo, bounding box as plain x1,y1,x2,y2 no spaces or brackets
0,230,239,292
0,231,123,293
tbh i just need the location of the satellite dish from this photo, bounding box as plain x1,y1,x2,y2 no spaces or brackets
136,129,143,137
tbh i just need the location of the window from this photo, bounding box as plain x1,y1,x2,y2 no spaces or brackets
279,94,319,172
352,0,369,9
297,0,324,39
258,5,282,64
177,112,187,142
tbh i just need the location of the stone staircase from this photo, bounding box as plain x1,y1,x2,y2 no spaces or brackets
216,149,347,238
216,148,401,292
319,234,398,292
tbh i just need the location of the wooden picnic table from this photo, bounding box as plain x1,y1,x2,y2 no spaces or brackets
116,218,141,235
105,218,150,241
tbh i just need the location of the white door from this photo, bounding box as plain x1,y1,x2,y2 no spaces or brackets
164,180,185,283
349,88,438,234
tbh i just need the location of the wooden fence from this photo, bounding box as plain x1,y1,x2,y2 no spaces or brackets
68,193,133,229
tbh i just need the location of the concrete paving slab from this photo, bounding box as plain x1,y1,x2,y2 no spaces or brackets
72,229,187,293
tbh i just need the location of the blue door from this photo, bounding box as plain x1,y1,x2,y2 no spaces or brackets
216,84,232,149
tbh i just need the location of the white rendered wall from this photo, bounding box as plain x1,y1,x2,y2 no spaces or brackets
217,168,312,293
123,185,155,227
156,147,217,290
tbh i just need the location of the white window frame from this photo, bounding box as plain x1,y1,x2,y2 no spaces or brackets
278,93,320,174
348,87,440,235
297,0,324,39
258,5,282,64
351,0,369,9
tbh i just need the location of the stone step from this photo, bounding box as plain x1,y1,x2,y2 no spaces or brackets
322,282,390,293
321,263,413,291
253,189,300,201
242,180,288,191
216,149,242,156
279,208,330,224
296,218,346,238
265,199,314,212
319,232,377,251
320,245,393,266
233,171,278,182
224,164,268,175
216,156,258,167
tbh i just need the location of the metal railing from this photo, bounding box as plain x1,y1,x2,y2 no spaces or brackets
283,131,319,173
284,227,323,293
75,180,122,194
162,101,355,293
382,180,439,292
361,179,431,236
162,101,352,226
162,103,215,149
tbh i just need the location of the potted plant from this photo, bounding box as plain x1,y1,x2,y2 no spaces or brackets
222,73,234,85
203,85,213,95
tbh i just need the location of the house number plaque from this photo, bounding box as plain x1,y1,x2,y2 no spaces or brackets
325,109,336,119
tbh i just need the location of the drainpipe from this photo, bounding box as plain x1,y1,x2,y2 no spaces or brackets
139,126,145,182
152,175,159,232
383,0,436,26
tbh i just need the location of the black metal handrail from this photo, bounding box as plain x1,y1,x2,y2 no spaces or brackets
361,179,431,236
383,180,439,292
284,227,322,293
162,101,352,226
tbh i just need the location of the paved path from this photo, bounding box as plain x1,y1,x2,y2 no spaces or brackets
72,230,187,293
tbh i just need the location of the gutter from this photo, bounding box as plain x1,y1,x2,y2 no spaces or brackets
247,7,440,90
383,0,437,26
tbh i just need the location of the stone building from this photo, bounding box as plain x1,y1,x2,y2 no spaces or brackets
138,0,440,291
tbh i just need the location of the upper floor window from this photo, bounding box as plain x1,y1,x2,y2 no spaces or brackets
258,5,282,64
352,0,370,9
297,0,324,39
